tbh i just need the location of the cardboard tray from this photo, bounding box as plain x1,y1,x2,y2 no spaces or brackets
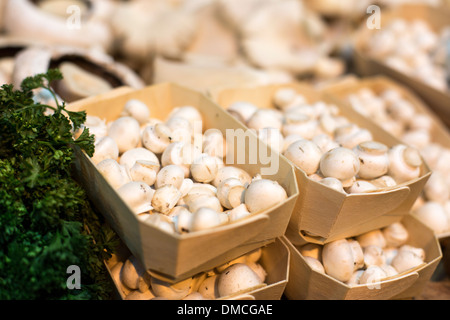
352,3,450,128
212,83,431,246
105,237,290,300
321,75,450,239
68,82,299,283
283,215,442,300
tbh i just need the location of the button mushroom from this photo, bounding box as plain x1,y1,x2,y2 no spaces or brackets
319,147,360,188
353,141,390,180
244,178,288,214
216,263,263,298
108,116,141,154
283,139,323,175
322,239,364,283
116,181,155,215
387,144,423,184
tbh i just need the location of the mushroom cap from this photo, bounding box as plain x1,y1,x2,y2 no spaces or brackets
299,243,323,261
198,275,220,300
246,109,283,131
182,292,206,300
217,177,246,209
190,153,220,183
217,263,263,298
91,136,119,165
120,255,151,292
151,185,182,215
353,141,390,180
96,158,131,189
141,123,172,154
150,276,193,300
119,147,160,171
382,222,409,247
322,239,359,283
212,166,252,187
356,229,387,248
358,265,387,286
244,178,288,213
116,181,155,215
304,256,325,274
190,207,222,232
283,139,323,175
122,99,151,125
319,147,360,182
129,160,160,187
363,245,387,267
227,101,258,123
387,144,422,183
226,203,251,222
412,201,449,233
391,248,425,273
108,116,141,154
155,164,185,189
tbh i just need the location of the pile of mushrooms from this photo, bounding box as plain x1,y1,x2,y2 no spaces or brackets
346,87,450,235
298,222,427,286
110,247,266,300
82,99,288,234
226,87,425,194
363,18,450,92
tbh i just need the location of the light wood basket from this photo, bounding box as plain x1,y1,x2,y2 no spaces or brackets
68,83,299,283
283,215,442,300
212,83,431,246
106,237,290,300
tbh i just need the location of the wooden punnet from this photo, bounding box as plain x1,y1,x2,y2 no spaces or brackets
283,215,442,300
213,83,431,245
68,83,299,283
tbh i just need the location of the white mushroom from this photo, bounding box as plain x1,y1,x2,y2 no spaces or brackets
283,139,323,175
198,275,219,300
82,115,108,141
151,185,182,215
226,101,258,124
217,263,263,298
412,201,449,234
304,256,325,274
272,87,299,110
172,207,193,234
217,178,246,209
423,172,450,204
121,99,151,125
212,166,252,188
190,153,220,183
299,243,323,262
346,180,378,194
119,147,160,171
226,203,251,222
353,141,390,180
116,181,155,215
120,255,152,293
356,229,387,248
244,179,288,214
319,147,360,188
387,144,423,184
150,276,193,300
358,265,387,286
391,247,425,273
203,129,227,159
246,109,283,132
190,207,223,232
182,292,206,300
96,158,131,190
167,106,203,134
155,165,186,190
318,177,345,193
382,222,409,248
129,160,160,187
187,195,223,214
363,245,386,267
321,239,364,283
108,116,141,154
141,123,173,154
90,136,119,165
312,133,340,154
165,116,193,144
333,124,373,149
161,142,201,178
